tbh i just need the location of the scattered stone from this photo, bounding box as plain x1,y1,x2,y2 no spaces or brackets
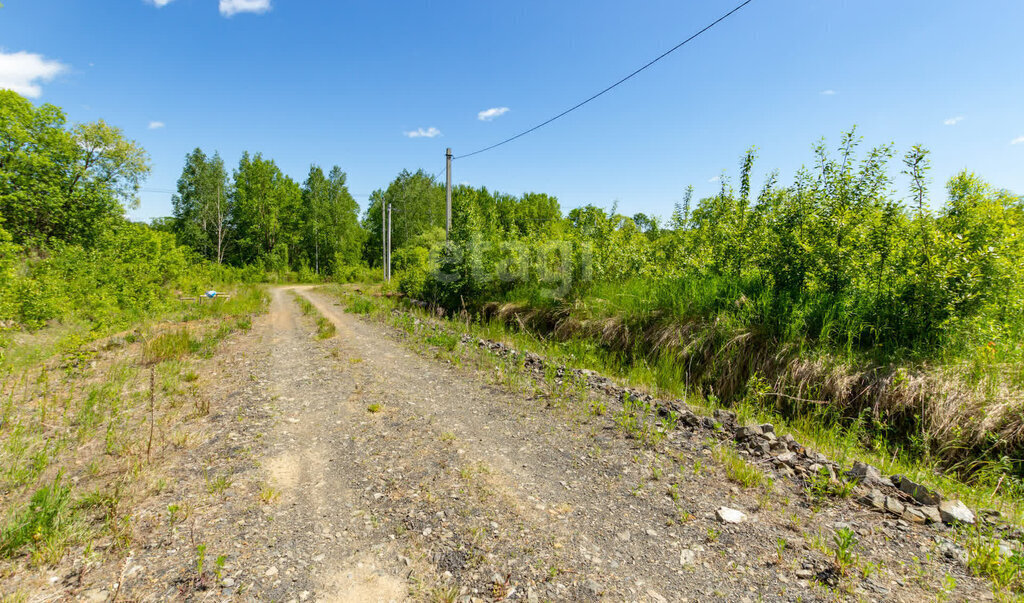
860,489,886,510
883,496,905,516
760,423,775,433
847,461,893,487
938,499,975,525
265,566,278,578
939,541,968,564
903,507,927,524
776,451,796,464
920,506,942,524
892,475,941,506
679,549,697,566
617,530,631,542
81,589,109,603
795,568,813,580
999,540,1015,558
716,507,747,524
713,409,736,425
735,425,763,440
221,577,235,587
584,580,602,596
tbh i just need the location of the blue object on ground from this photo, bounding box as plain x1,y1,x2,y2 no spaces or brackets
205,290,218,298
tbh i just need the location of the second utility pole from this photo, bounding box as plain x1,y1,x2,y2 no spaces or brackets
445,148,452,240
387,203,392,282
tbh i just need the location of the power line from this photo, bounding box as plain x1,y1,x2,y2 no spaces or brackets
454,0,755,160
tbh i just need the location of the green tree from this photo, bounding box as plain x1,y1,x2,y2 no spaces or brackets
0,90,150,247
229,152,301,270
301,165,364,275
361,169,442,266
171,148,230,263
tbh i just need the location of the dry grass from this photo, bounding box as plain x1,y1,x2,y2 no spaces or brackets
479,299,1024,485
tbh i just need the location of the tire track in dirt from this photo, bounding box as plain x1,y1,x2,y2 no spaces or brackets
280,286,998,602
287,287,774,601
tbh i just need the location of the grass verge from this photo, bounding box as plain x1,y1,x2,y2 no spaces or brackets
290,291,336,339
0,285,268,571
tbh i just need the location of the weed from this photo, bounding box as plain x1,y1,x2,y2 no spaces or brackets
205,471,232,496
0,473,77,565
426,332,459,351
713,445,770,490
314,316,336,339
937,572,957,600
428,585,460,603
806,466,855,501
345,295,375,315
195,543,207,581
860,560,881,579
667,483,680,501
143,329,199,365
775,537,787,563
168,504,181,527
589,399,606,416
966,527,1024,591
832,527,858,576
614,394,664,448
259,485,280,504
214,554,227,580
367,403,381,413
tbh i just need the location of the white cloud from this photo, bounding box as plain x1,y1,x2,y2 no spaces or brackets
708,176,720,183
219,0,271,17
1012,136,1024,145
944,116,965,126
404,127,441,139
477,107,510,121
820,89,837,96
145,0,175,7
148,121,165,130
0,50,68,98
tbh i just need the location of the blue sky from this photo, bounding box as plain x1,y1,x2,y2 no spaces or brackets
3,0,1023,222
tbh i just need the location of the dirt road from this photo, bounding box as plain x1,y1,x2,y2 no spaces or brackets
83,285,991,602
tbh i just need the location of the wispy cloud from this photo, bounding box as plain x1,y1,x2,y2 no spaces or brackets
944,116,965,126
820,89,837,96
404,127,441,139
145,0,175,7
148,121,165,130
708,176,720,183
0,50,67,98
1012,136,1024,145
219,0,271,17
477,107,510,121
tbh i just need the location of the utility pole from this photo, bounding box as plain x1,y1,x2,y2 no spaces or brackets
445,147,452,240
387,203,393,282
381,197,386,281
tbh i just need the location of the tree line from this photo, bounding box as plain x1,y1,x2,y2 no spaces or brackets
164,149,363,278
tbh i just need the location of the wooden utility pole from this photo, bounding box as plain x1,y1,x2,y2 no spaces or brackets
445,148,452,240
387,203,393,282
